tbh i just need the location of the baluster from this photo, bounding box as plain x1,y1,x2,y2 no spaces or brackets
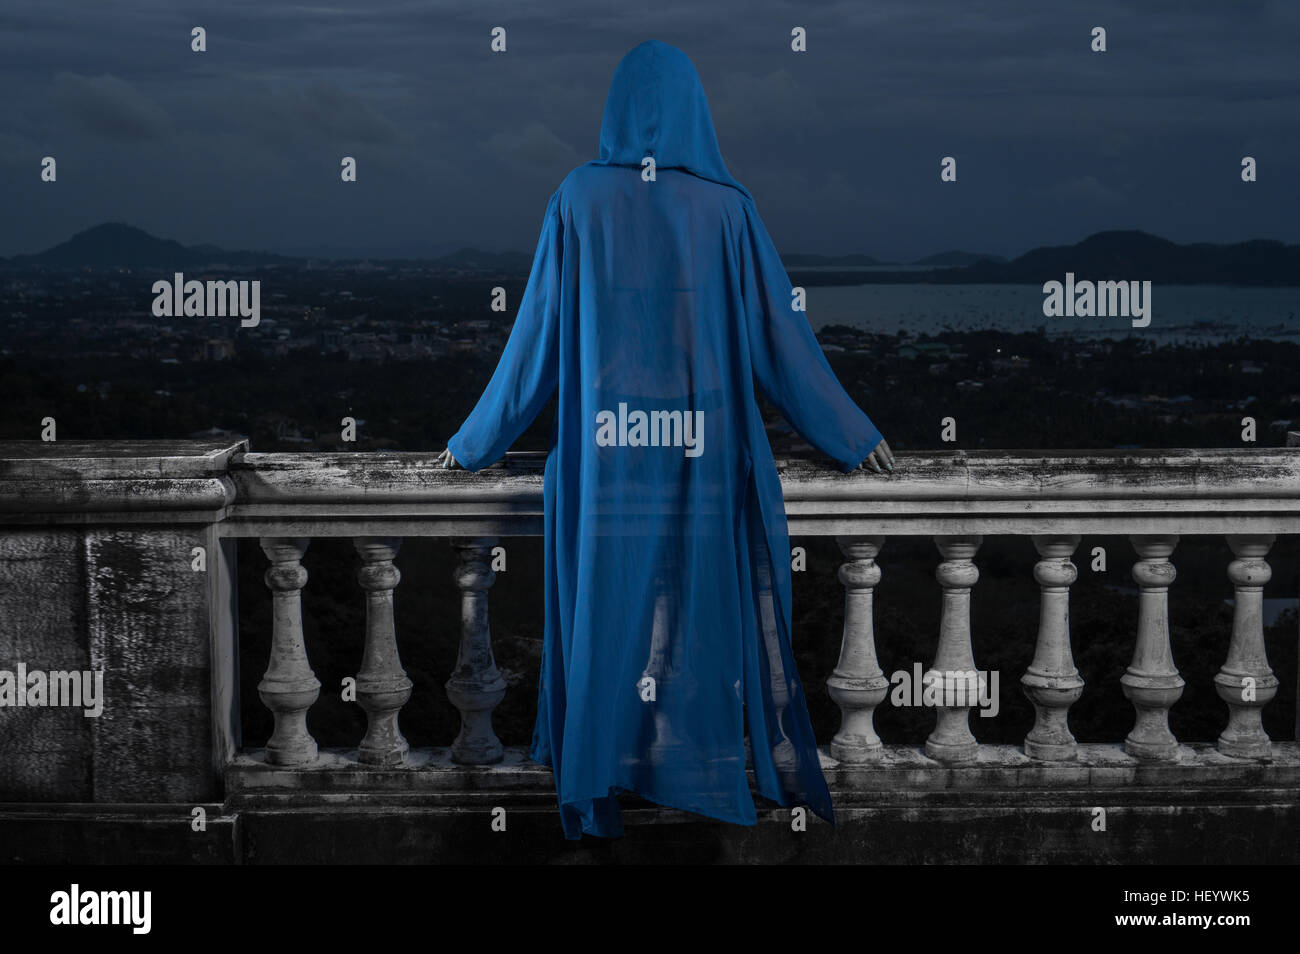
1022,534,1084,760
446,537,506,764
827,536,887,762
257,537,320,766
354,537,412,766
1215,534,1278,758
1122,534,1184,761
925,535,984,763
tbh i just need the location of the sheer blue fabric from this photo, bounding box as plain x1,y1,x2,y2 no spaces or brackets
448,40,883,839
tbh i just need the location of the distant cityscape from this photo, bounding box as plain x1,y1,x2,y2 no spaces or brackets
1,222,1297,452
0,267,508,365
2,269,1297,453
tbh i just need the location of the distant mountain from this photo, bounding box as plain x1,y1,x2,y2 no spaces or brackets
911,250,1007,267
940,230,1300,286
782,252,896,267
5,223,300,269
12,223,190,267
0,224,534,272
6,224,1297,285
781,251,1007,268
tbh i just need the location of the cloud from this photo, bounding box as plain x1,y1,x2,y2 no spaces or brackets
1,0,1296,257
49,72,171,142
478,120,585,172
1041,175,1126,205
0,131,43,166
711,68,821,138
216,79,402,147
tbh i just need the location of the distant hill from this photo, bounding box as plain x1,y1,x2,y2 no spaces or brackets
941,230,1300,286
781,251,1006,269
4,223,300,269
0,224,531,272
5,224,1298,285
782,252,896,267
911,250,1007,267
789,230,1300,286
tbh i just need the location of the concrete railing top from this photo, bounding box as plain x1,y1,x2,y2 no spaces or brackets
0,439,247,522
2,438,1300,535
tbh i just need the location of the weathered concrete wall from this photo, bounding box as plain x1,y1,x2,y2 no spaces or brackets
0,441,244,803
86,526,222,801
1,788,1295,864
0,526,227,801
0,529,91,799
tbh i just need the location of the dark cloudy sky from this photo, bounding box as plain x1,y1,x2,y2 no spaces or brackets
2,0,1297,261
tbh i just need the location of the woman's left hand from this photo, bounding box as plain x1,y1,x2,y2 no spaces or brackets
860,437,895,473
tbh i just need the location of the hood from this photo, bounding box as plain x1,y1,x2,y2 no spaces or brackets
589,40,751,201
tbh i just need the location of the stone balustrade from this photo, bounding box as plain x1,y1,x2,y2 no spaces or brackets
2,439,1299,862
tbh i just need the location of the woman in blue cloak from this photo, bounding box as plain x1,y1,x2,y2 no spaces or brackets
439,39,893,839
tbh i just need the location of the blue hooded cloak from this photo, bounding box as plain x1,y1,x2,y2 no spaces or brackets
448,40,883,839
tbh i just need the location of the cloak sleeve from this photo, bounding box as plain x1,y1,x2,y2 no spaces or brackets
739,200,883,473
447,191,563,471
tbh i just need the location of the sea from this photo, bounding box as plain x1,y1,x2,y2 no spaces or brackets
804,278,1300,344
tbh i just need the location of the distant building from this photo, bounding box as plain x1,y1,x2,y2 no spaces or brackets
204,339,235,361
